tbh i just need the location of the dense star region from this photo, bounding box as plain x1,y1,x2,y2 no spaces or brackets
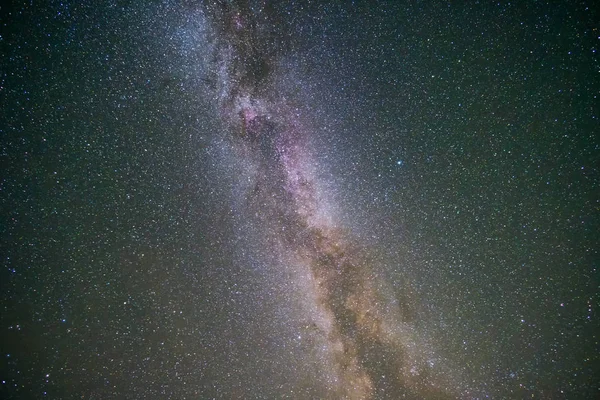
1,1,598,399
204,2,459,397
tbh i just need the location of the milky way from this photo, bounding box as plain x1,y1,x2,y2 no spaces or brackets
201,2,459,398
2,1,597,399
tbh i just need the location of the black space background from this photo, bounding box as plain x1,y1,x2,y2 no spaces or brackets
1,1,598,399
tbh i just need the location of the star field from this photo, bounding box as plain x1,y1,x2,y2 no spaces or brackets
1,1,598,399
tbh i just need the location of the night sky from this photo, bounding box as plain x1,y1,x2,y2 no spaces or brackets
1,1,598,399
